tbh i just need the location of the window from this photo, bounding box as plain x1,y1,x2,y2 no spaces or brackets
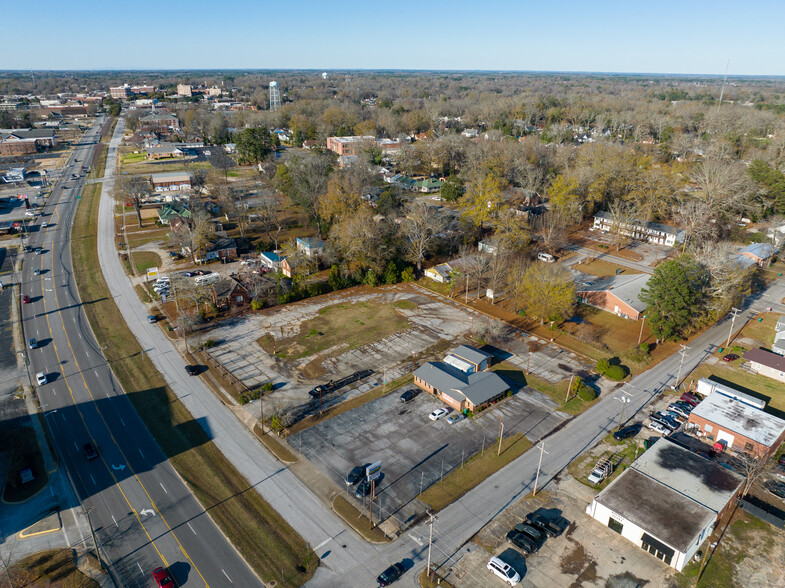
608,518,623,534
745,442,754,452
704,424,713,433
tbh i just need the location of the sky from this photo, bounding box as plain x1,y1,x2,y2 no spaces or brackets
2,0,784,75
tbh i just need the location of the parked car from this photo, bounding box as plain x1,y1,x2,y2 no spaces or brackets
399,389,419,403
184,365,199,376
647,421,669,435
506,529,538,554
83,442,98,460
429,408,449,421
446,413,465,425
680,393,701,407
668,404,691,418
28,338,38,349
525,513,569,538
587,458,613,484
513,522,546,547
22,294,30,304
376,562,406,586
487,556,520,586
36,372,47,385
723,353,740,362
147,315,158,324
612,423,641,441
153,567,174,588
345,465,365,486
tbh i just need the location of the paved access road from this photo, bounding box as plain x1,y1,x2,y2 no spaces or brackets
21,118,262,588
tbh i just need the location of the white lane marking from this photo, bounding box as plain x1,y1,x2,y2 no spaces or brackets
222,569,233,583
111,514,118,527
61,413,66,422
73,442,78,451
90,474,96,485
137,562,143,574
187,522,196,534
120,418,126,427
159,483,167,494
314,537,331,551
52,389,56,395
138,448,144,458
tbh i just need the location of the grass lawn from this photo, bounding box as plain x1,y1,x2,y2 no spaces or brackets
127,251,161,275
2,549,100,588
688,363,785,416
735,311,781,348
491,362,598,415
332,496,391,543
254,425,298,463
71,183,316,586
120,152,147,165
121,161,212,175
571,257,642,278
257,300,411,360
1,426,48,502
419,433,533,512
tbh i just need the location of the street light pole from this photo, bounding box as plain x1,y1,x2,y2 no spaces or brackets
676,344,690,390
615,389,632,431
532,442,549,496
726,307,741,348
637,314,647,346
426,512,437,579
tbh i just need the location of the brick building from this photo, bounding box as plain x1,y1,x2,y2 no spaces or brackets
686,380,785,460
325,135,375,156
576,273,649,320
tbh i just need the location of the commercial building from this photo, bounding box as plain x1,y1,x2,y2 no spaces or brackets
110,85,132,99
139,111,180,132
326,135,375,156
576,273,650,320
150,172,191,192
177,84,193,97
586,438,744,571
0,129,56,156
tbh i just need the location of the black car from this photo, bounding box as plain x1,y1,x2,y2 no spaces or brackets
83,442,98,460
355,479,372,499
613,423,641,441
399,389,419,403
514,522,546,548
376,562,406,586
308,383,333,399
185,365,199,376
345,465,366,486
506,529,538,555
525,513,569,538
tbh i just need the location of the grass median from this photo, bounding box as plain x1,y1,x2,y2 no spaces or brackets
71,182,316,587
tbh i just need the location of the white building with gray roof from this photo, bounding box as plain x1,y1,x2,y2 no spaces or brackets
586,437,743,571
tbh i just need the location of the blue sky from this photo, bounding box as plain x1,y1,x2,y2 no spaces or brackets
2,0,784,75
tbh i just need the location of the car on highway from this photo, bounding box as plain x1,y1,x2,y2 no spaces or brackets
487,556,520,585
35,247,42,255
376,562,406,586
429,407,449,421
83,442,98,460
446,413,465,424
41,221,48,228
22,295,30,304
34,268,41,276
185,365,199,376
722,353,740,362
153,567,174,588
612,423,641,441
399,388,419,403
28,338,38,349
147,315,158,324
345,465,366,486
36,372,47,385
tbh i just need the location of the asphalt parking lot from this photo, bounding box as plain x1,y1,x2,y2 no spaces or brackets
290,382,567,532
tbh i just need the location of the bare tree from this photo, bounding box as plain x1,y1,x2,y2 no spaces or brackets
606,200,639,252
113,174,152,228
175,310,199,352
535,212,568,254
691,153,756,215
692,241,755,315
258,191,285,250
169,212,215,264
402,201,446,271
209,147,235,183
675,199,717,252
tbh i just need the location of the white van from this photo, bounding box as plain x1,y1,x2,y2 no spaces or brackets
537,252,556,263
195,273,220,286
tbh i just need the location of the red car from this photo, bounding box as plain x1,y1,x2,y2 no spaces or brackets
722,353,740,362
153,567,174,587
22,295,30,304
680,393,700,407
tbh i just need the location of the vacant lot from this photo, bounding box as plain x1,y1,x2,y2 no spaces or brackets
571,258,642,278
257,300,411,360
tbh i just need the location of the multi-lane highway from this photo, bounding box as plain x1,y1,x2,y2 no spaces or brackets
20,118,263,588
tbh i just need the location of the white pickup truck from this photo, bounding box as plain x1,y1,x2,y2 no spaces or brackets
587,458,614,485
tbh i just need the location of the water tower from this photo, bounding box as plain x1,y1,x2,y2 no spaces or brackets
269,81,281,111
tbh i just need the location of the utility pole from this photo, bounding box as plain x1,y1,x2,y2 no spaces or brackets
497,417,504,456
566,374,574,403
84,506,104,571
426,512,437,579
464,274,468,304
259,390,265,436
532,442,549,496
637,314,647,346
726,307,741,348
675,344,690,390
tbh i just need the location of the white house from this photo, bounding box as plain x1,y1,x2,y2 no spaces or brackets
592,212,685,247
259,251,284,270
424,263,453,283
586,437,743,572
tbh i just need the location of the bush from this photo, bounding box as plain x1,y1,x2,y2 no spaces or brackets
202,339,216,349
596,358,611,373
604,364,627,381
577,386,597,401
401,267,415,282
262,382,274,392
251,299,264,310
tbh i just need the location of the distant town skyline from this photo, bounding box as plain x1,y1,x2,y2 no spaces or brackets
3,0,784,76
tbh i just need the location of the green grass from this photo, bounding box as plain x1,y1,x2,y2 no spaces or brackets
690,363,785,415
420,433,533,512
71,183,316,586
332,496,391,543
128,251,161,275
1,549,100,588
257,301,411,360
393,299,417,310
491,362,597,415
120,152,147,164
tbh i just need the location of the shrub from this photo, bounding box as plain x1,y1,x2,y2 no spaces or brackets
251,299,264,310
604,364,627,381
202,339,216,349
596,358,611,374
401,267,415,282
577,385,597,401
262,382,274,392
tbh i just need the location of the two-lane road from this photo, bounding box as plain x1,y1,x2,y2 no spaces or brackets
20,118,263,588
